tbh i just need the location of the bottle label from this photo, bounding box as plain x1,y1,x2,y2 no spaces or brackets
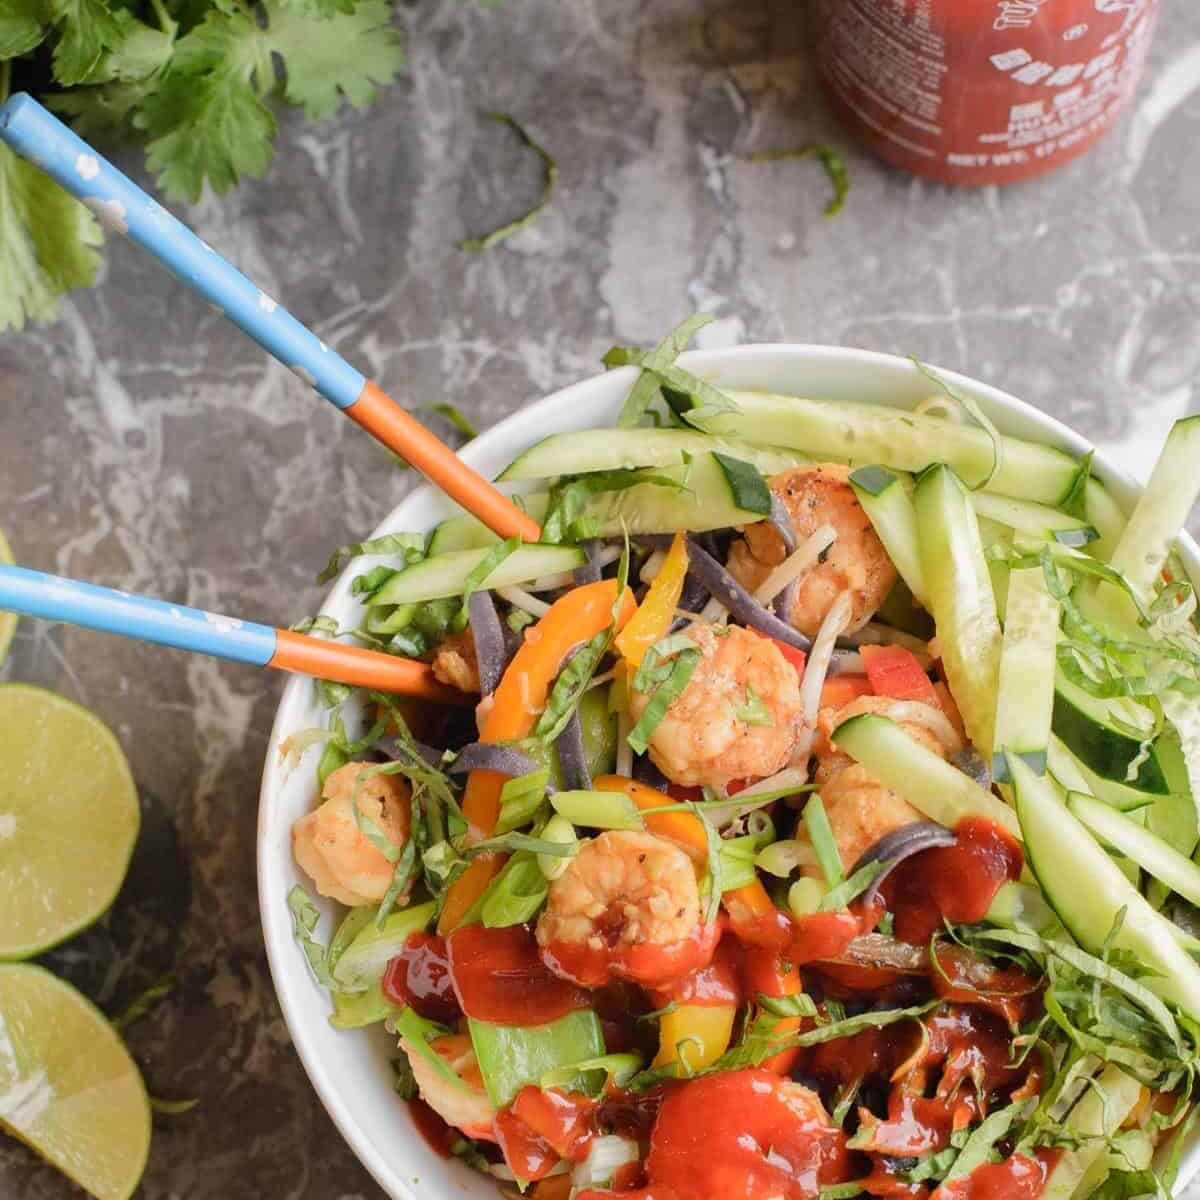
818,0,1157,182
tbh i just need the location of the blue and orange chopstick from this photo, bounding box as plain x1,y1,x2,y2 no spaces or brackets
0,564,466,703
0,93,540,546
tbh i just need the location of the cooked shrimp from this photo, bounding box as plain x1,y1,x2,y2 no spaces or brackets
728,464,896,637
432,629,480,693
629,622,803,789
802,695,957,875
403,1033,497,1141
536,830,717,988
291,762,410,907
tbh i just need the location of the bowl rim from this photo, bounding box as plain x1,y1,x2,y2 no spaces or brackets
257,342,1200,1200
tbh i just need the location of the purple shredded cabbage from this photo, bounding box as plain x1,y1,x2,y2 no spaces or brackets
768,493,797,554
555,711,592,790
684,536,812,652
468,589,508,696
848,822,957,909
573,539,605,586
449,742,554,790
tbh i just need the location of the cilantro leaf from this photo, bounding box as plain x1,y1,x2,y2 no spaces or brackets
47,78,156,138
264,0,405,121
0,0,49,60
0,143,104,331
48,0,125,86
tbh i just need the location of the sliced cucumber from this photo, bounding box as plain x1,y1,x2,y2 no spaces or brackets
848,466,927,607
832,713,1021,840
1047,734,1144,811
1106,414,1200,603
1083,478,1126,563
1068,791,1200,908
1052,669,1170,794
1010,753,1200,1019
428,495,550,555
1039,1065,1143,1200
969,491,1097,548
914,464,1003,757
498,428,808,481
669,389,1082,504
572,452,772,537
992,567,1059,782
875,577,934,639
428,453,772,555
370,545,586,606
330,901,437,990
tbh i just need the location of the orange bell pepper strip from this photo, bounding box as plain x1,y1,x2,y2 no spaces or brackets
531,1177,573,1200
594,774,708,864
615,532,688,668
859,644,940,708
438,580,637,933
817,673,873,711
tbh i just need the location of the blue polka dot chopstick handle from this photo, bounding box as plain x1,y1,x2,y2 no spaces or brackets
0,563,464,701
0,93,540,543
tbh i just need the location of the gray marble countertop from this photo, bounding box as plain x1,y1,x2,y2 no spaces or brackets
2,1,1199,1197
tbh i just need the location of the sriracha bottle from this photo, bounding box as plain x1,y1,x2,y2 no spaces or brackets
813,0,1158,185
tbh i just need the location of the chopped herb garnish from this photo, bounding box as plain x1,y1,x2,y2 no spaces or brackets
287,885,335,988
458,111,557,252
734,683,774,727
746,144,849,218
607,313,715,427
317,532,426,585
802,794,844,889
429,403,479,441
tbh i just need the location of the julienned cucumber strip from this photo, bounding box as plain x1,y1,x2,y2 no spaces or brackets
832,713,1021,840
370,544,585,605
1067,791,1200,908
498,428,808,480
848,466,927,607
1083,478,1126,563
969,491,1096,548
992,567,1059,782
428,454,771,554
914,464,1002,758
1051,669,1171,794
1039,1065,1143,1200
669,389,1081,504
1105,414,1200,604
428,496,551,554
1010,753,1200,1020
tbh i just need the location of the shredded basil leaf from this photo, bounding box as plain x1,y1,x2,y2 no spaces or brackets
734,683,774,726
911,356,1005,492
608,313,715,427
458,111,557,252
457,536,521,631
758,992,819,1019
111,973,177,1033
746,144,850,218
287,885,335,988
317,532,426,585
429,403,479,441
627,647,700,755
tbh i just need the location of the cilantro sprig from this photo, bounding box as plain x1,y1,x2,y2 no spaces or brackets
0,0,405,329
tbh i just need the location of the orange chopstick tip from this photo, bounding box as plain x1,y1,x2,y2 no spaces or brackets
347,382,542,543
270,629,470,704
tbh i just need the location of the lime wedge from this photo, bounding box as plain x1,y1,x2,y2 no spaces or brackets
0,529,15,665
0,685,140,960
0,963,150,1200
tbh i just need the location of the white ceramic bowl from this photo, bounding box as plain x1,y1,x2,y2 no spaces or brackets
258,345,1200,1200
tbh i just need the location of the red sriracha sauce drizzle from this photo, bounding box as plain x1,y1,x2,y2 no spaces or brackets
540,918,721,990
445,923,589,1024
884,817,1023,946
577,1069,850,1200
937,1149,1062,1200
382,932,460,1023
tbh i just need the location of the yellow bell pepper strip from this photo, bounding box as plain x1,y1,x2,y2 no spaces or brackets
614,532,688,667
652,1002,737,1072
439,580,637,934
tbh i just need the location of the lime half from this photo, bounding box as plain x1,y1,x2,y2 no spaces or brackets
0,685,140,960
0,963,150,1200
0,529,15,665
